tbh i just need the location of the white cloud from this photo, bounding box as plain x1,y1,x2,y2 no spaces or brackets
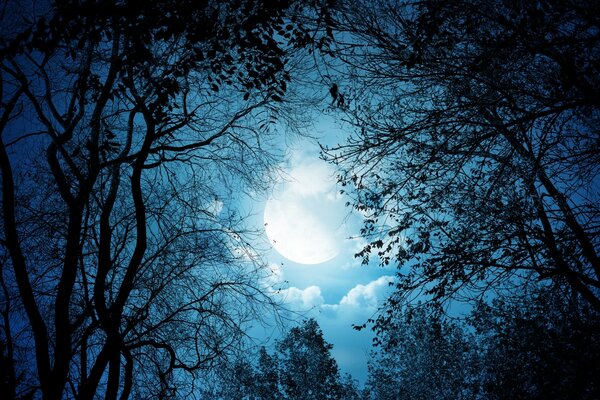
339,275,395,309
278,285,324,310
278,276,394,316
316,276,395,385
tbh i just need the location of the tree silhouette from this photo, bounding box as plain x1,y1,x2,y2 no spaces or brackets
468,287,600,399
254,347,280,400
363,287,600,399
324,0,600,314
277,319,344,400
201,319,359,399
364,306,474,400
0,1,334,398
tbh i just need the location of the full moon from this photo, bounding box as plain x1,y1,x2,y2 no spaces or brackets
263,161,343,265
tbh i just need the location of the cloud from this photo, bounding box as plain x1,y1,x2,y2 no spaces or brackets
339,275,395,309
278,285,324,310
278,276,395,315
317,276,395,384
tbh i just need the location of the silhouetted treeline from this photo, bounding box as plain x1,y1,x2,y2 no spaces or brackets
205,289,600,399
201,319,361,400
364,287,600,400
322,0,600,395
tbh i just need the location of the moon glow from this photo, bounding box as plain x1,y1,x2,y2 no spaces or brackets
263,162,342,265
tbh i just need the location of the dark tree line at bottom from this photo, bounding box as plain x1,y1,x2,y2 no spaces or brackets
203,284,599,400
365,285,600,400
201,319,360,399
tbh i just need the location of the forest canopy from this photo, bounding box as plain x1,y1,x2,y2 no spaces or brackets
0,0,334,398
324,0,600,313
1,0,599,398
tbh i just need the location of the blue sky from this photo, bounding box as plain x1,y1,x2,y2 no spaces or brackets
241,117,395,384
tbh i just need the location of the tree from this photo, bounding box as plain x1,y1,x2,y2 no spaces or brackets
253,347,280,400
0,1,334,398
363,306,475,400
276,319,344,400
199,319,359,399
323,0,600,317
201,347,281,400
468,286,600,399
338,374,362,400
362,285,600,399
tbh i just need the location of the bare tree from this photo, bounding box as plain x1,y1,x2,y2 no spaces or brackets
0,1,333,398
323,0,600,315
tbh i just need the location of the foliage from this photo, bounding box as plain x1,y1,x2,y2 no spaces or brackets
468,287,600,399
363,287,600,400
324,2,600,394
276,318,344,399
202,319,360,400
364,306,474,400
0,0,335,398
324,0,600,317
